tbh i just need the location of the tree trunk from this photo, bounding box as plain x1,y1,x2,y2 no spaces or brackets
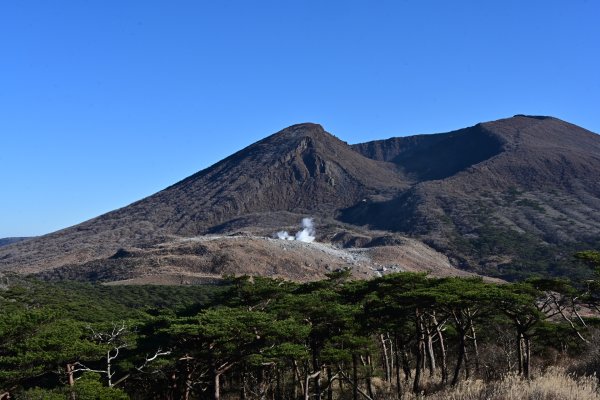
380,334,391,382
107,350,113,387
517,332,524,376
305,371,321,400
184,370,192,400
413,310,424,394
312,345,321,400
388,332,394,377
327,366,333,400
470,321,480,375
352,354,359,400
451,329,466,386
401,347,411,381
425,325,436,376
523,335,531,380
464,337,471,380
394,335,403,399
213,371,221,400
277,367,283,400
338,364,345,397
241,370,247,400
66,363,75,387
433,316,448,385
413,342,423,394
304,374,310,400
258,366,268,400
184,377,191,400
366,354,375,399
291,363,298,400
66,363,76,400
169,371,177,400
293,359,304,399
394,345,403,399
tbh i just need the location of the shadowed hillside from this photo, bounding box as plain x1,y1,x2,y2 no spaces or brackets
347,115,600,278
0,237,31,247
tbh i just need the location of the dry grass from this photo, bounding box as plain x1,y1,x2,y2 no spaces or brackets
396,367,599,400
31,234,473,284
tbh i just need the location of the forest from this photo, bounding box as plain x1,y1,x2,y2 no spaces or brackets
0,251,599,400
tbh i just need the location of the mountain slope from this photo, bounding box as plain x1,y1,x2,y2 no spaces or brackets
1,115,599,282
0,123,408,274
352,123,505,181
0,237,31,248
348,115,600,278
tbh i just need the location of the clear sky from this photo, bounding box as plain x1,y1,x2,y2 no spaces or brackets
1,1,599,238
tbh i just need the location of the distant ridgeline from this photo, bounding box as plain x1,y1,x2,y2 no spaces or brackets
0,237,31,247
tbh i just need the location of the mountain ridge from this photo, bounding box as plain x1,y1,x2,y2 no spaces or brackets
2,115,599,282
0,237,31,248
348,115,600,277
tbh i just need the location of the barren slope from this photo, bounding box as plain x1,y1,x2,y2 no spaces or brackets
34,234,482,285
349,115,600,278
0,124,408,275
2,115,599,282
0,237,31,248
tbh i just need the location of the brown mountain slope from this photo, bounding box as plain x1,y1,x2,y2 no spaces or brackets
0,124,409,275
352,123,505,181
1,115,599,282
34,234,480,285
347,115,600,278
0,237,31,248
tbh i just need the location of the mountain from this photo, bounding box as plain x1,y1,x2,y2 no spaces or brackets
1,116,599,282
348,115,600,278
0,237,31,248
0,124,418,281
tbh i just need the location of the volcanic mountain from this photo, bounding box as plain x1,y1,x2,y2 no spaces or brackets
349,115,600,278
1,115,599,282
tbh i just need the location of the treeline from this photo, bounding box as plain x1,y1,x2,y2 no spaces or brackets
0,252,599,399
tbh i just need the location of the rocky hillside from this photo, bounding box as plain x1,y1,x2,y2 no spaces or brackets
34,232,480,285
348,115,600,278
1,115,599,282
0,124,409,278
0,237,30,248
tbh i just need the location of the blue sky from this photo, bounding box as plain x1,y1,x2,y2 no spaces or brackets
1,1,599,237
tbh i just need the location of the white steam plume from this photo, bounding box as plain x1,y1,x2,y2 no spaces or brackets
295,218,316,242
276,231,294,240
275,218,316,243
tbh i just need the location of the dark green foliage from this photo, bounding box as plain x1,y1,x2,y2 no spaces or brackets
1,278,222,322
515,198,545,212
20,373,129,399
0,266,598,398
575,250,600,271
452,227,599,281
575,251,600,312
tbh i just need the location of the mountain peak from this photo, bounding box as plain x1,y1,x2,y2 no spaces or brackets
267,123,332,144
279,122,324,133
480,114,600,152
512,114,554,121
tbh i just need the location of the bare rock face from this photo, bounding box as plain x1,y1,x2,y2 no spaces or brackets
1,116,600,282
